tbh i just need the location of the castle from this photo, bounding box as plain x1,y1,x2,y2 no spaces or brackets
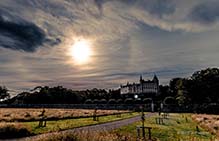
120,75,159,97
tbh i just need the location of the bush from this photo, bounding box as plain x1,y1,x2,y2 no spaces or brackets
163,96,176,105
124,98,133,104
99,99,107,104
116,99,123,104
37,132,78,141
0,123,32,139
143,98,152,104
33,130,134,141
108,99,117,104
84,99,93,104
93,99,99,104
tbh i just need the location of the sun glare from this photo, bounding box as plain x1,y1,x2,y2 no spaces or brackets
70,39,92,64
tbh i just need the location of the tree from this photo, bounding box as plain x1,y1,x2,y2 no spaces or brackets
188,68,219,103
169,78,189,106
169,78,182,96
108,99,117,104
158,85,170,100
0,86,10,100
124,98,134,104
84,99,93,104
163,96,176,105
108,89,121,99
143,98,152,104
176,90,187,106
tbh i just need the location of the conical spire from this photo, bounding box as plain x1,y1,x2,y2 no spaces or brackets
153,74,159,83
140,75,143,81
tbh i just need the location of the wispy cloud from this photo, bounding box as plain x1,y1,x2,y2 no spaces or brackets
0,0,219,92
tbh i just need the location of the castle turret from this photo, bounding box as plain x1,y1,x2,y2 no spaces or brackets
140,75,144,83
153,74,159,84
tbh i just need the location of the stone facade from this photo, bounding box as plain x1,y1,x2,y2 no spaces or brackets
120,75,159,96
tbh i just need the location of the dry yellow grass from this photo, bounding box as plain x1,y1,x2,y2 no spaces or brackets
27,130,135,141
0,108,128,122
192,114,219,137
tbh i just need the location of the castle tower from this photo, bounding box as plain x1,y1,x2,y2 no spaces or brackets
153,74,158,83
140,75,144,83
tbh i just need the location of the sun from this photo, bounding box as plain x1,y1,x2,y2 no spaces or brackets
70,39,92,64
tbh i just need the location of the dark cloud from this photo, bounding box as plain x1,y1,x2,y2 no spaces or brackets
0,10,58,52
189,1,219,24
119,0,175,17
141,0,175,17
93,0,175,17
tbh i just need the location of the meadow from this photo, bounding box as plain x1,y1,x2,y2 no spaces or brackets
192,114,219,136
26,113,218,141
1,108,218,140
0,108,137,139
111,113,216,141
0,108,129,122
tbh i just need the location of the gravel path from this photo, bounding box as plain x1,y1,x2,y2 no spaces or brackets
7,113,156,141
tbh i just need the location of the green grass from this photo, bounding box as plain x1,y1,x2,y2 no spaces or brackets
23,112,139,135
113,113,216,141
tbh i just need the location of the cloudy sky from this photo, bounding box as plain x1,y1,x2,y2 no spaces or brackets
1,0,219,93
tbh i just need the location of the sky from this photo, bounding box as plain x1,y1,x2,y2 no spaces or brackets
1,0,219,93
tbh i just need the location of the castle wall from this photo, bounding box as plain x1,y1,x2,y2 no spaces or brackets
120,75,159,96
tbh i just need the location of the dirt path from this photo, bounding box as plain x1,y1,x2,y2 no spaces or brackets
8,113,156,141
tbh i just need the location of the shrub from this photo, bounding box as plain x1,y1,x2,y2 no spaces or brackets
163,96,176,105
35,132,78,141
84,99,93,104
0,123,32,139
25,112,31,118
108,99,117,104
99,99,107,104
93,99,99,104
33,130,134,141
143,98,152,104
124,98,133,104
116,99,123,104
134,99,142,104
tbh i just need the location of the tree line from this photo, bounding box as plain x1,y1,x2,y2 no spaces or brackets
1,67,219,108
158,67,219,106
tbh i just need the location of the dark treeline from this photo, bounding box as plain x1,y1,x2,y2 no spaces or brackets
1,86,121,105
1,67,219,111
0,86,10,100
158,67,219,105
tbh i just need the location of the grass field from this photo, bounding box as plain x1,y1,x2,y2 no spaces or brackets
0,108,138,139
31,130,136,141
111,113,216,141
0,111,139,138
23,112,139,134
192,114,219,136
0,108,129,122
1,109,218,140
26,113,218,141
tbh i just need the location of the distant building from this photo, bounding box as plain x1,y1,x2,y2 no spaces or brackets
120,75,159,97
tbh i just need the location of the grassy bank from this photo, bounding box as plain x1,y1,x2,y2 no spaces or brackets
27,113,217,141
112,113,216,141
28,130,135,141
20,112,139,135
192,114,219,136
0,108,129,122
3,112,213,140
